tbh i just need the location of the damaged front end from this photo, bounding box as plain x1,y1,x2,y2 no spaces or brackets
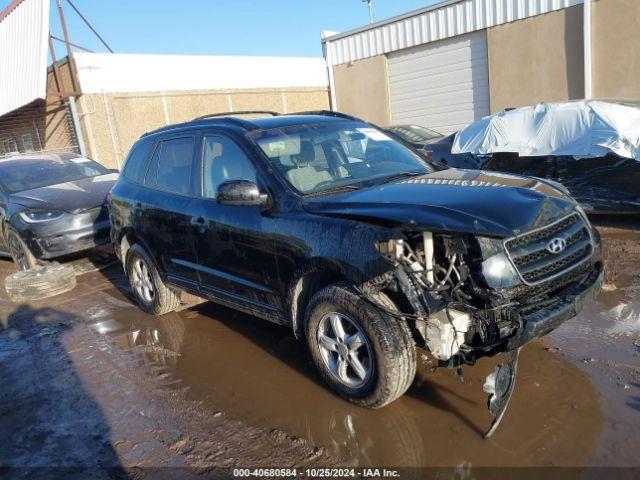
369,210,603,436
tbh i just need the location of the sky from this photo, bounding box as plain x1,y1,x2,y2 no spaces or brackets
45,0,441,59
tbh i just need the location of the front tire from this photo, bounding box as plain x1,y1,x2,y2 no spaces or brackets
305,283,416,409
125,244,180,315
5,227,37,271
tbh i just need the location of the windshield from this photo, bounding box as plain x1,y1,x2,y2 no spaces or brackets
250,121,434,195
0,157,109,194
389,125,442,144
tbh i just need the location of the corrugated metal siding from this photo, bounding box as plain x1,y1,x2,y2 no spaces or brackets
0,0,50,118
388,31,490,134
325,0,583,65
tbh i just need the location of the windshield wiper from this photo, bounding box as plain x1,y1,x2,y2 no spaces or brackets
378,171,425,184
306,184,362,197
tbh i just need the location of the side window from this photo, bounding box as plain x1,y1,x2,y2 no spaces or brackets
3,138,18,154
145,143,161,185
122,141,154,183
22,133,35,152
202,136,257,198
147,137,195,194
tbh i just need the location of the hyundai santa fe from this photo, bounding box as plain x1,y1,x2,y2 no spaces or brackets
109,111,603,435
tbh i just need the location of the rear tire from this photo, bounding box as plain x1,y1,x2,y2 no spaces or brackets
5,228,37,271
125,244,180,315
305,283,416,409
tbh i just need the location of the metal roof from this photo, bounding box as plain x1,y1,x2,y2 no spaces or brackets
323,0,583,66
0,0,50,118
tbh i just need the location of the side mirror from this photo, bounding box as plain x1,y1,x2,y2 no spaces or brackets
216,180,268,207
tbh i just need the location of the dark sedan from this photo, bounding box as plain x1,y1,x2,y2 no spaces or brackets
386,125,478,168
0,153,117,270
450,100,640,214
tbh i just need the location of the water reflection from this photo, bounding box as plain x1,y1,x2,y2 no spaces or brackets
85,291,602,468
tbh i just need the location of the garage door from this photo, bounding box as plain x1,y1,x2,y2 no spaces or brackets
388,31,490,135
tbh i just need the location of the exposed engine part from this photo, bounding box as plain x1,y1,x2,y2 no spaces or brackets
424,308,471,361
377,235,466,299
483,348,520,438
423,231,435,285
378,234,473,361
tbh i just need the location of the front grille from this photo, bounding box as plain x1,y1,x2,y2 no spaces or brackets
504,213,593,285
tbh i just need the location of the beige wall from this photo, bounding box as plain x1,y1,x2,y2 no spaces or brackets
78,87,329,169
592,0,640,99
333,55,390,126
487,5,584,113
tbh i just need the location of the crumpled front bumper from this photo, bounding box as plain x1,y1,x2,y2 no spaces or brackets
13,207,111,260
507,266,603,350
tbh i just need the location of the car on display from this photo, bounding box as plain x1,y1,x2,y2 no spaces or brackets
109,110,603,436
0,153,117,271
450,100,640,214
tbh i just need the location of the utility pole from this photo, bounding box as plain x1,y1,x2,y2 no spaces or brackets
362,0,374,24
584,0,592,99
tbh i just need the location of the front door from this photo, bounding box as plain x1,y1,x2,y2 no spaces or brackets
136,135,201,289
191,134,284,318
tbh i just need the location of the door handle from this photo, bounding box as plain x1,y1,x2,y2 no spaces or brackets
191,216,206,234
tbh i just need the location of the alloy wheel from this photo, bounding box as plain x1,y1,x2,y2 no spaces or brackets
317,312,373,388
132,257,155,303
8,233,29,271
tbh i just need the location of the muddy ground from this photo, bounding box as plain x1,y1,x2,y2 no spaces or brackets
0,223,638,478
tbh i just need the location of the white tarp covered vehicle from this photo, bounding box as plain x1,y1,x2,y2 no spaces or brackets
452,100,640,160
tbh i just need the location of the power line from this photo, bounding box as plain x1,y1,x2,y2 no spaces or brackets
65,0,114,53
50,34,94,53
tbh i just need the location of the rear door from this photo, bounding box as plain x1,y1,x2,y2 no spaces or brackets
136,135,202,289
190,133,285,316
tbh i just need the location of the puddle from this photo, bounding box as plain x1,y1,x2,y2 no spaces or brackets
84,282,603,468
548,229,640,466
9,226,635,468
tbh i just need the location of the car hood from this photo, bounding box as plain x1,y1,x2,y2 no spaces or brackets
302,169,578,237
9,173,118,213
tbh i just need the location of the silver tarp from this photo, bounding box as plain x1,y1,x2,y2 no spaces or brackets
451,100,640,160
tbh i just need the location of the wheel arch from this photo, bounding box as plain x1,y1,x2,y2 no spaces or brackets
287,258,365,338
118,228,150,264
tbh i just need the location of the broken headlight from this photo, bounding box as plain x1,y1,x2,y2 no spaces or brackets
477,236,521,289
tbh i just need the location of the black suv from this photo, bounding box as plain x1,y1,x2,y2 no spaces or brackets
109,111,602,420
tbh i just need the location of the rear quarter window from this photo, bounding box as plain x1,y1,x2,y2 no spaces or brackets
145,137,196,195
122,141,154,183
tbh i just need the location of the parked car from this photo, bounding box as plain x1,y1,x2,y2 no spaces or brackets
386,125,478,168
0,153,117,270
110,110,602,433
451,100,640,214
385,124,442,149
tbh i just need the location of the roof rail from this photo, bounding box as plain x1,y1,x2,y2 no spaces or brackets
142,115,260,137
289,110,362,121
193,111,280,121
